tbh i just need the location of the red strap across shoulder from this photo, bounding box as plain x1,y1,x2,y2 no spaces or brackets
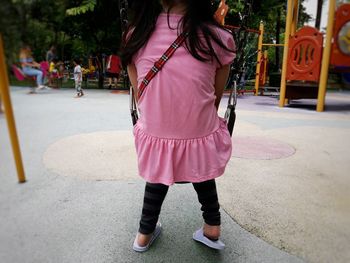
137,33,188,99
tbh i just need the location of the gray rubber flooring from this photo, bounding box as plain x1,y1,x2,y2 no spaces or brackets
0,87,305,263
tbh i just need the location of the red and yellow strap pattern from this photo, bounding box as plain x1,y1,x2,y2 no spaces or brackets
137,33,188,99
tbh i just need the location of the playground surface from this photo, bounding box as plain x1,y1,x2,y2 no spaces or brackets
1,87,349,263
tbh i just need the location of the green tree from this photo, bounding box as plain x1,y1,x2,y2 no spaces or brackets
66,0,96,16
1,0,122,89
0,0,69,65
0,0,22,65
63,0,121,88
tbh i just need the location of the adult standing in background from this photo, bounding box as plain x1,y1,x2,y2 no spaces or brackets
46,45,56,64
106,53,122,89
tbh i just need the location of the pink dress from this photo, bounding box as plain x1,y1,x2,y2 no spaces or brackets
133,13,236,185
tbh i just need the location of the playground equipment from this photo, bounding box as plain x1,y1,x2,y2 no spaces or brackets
254,22,285,95
215,0,257,133
215,0,260,95
331,4,350,68
227,24,260,95
259,50,268,87
279,1,350,112
0,35,26,183
214,0,229,26
216,1,286,95
12,65,36,85
12,62,59,88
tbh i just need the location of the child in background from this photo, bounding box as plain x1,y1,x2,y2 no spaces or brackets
56,61,65,79
73,58,84,97
48,59,58,87
49,59,56,74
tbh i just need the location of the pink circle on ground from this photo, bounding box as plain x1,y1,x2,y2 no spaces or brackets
232,136,295,160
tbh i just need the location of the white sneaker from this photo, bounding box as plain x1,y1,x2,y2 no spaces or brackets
193,227,225,250
133,222,162,252
37,85,51,90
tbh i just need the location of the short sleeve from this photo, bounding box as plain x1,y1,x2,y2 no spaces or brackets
216,29,236,67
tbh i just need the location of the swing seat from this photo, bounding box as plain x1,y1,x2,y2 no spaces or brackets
12,65,36,83
12,65,26,81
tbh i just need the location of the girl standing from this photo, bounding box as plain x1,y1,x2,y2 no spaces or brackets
121,0,235,252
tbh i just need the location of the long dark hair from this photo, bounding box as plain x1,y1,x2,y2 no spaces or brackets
121,0,234,67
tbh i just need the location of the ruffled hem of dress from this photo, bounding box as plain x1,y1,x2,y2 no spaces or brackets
139,167,226,186
133,118,232,186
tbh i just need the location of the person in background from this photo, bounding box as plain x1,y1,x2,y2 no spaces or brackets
48,58,59,87
106,53,122,89
49,58,56,73
55,60,65,82
46,45,56,64
88,56,97,78
122,0,235,253
19,45,46,93
73,58,84,98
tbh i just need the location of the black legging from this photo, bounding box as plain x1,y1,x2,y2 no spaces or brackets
139,179,221,235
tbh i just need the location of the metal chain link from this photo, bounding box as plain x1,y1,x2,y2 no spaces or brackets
119,0,129,33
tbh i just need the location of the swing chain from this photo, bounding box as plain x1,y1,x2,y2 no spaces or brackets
119,0,129,33
231,0,253,83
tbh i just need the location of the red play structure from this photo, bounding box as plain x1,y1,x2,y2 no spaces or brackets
280,2,350,111
331,4,350,67
286,26,323,83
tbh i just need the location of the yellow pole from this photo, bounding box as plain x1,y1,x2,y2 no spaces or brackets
0,35,26,183
290,0,300,36
255,22,264,95
0,92,3,113
317,0,336,112
279,0,294,107
262,44,285,47
263,50,268,85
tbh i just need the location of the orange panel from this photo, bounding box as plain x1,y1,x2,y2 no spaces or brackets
286,26,323,82
331,4,350,67
214,0,229,25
